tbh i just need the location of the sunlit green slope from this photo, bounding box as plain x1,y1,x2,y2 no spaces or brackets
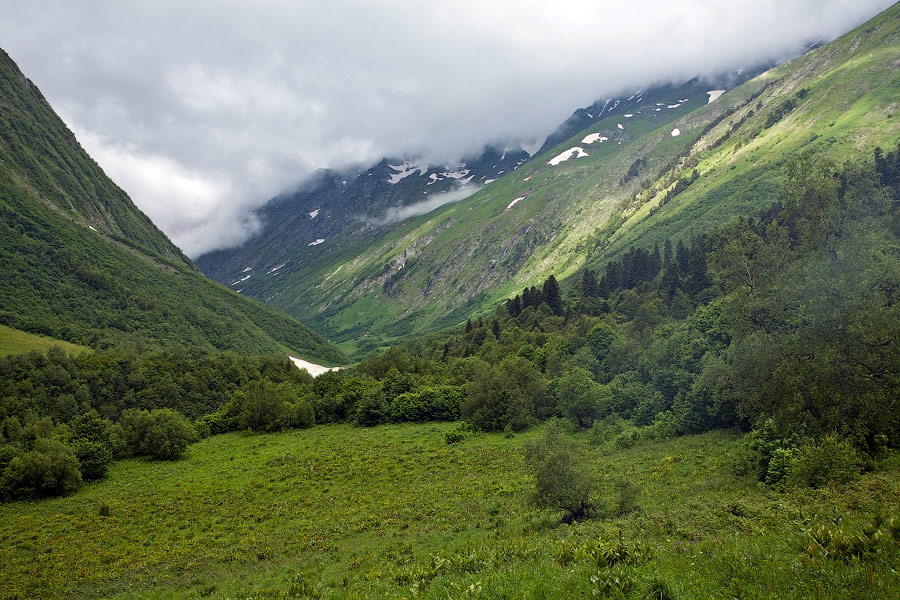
219,4,900,355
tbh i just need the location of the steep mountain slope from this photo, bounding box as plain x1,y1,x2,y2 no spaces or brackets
197,77,743,350
200,3,900,356
196,141,538,285
0,48,345,364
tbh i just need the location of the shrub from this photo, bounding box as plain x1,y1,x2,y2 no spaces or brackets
119,408,152,453
1,439,82,499
72,439,112,481
787,434,860,488
523,420,596,520
445,422,473,444
233,381,294,432
353,391,388,426
389,385,463,423
140,409,198,460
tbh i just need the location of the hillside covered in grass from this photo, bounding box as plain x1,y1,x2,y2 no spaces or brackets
197,3,900,356
0,48,345,364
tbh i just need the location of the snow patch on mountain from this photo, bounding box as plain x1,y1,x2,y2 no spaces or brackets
268,263,287,274
582,133,608,144
617,123,625,130
289,356,342,377
506,195,526,211
309,209,320,218
387,161,428,184
706,90,726,103
308,238,325,246
548,147,588,166
671,128,681,137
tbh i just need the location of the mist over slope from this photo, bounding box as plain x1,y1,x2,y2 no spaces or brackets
198,3,900,356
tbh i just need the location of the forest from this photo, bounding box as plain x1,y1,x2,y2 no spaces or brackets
1,145,899,502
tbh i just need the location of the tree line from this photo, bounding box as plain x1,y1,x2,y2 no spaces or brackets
2,144,899,500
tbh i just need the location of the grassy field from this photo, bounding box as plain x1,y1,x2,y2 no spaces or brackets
0,324,90,357
1,422,898,599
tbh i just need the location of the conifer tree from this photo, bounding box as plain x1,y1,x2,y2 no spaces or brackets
542,275,562,316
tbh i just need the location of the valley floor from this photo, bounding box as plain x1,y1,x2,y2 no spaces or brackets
1,423,897,599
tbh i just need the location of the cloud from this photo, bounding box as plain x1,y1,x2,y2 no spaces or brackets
374,185,480,226
0,0,893,256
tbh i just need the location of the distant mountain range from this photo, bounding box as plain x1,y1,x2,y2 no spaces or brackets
197,4,900,358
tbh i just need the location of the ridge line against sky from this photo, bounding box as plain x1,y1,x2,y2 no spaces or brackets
1,0,894,257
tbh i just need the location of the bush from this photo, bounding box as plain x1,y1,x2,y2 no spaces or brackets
1,439,82,499
445,422,473,444
354,393,389,426
524,420,596,520
232,381,294,432
390,385,463,423
120,408,197,460
787,434,860,488
140,409,198,460
72,439,112,481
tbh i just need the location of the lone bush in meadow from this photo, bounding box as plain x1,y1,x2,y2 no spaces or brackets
524,420,596,521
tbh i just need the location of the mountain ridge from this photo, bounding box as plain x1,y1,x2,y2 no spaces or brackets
204,2,900,357
0,48,346,364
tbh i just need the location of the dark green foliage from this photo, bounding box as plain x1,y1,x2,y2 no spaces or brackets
233,381,296,432
787,434,861,488
389,386,462,423
71,440,112,481
116,408,197,460
1,439,82,499
139,409,198,461
463,356,544,431
555,367,609,428
542,275,563,316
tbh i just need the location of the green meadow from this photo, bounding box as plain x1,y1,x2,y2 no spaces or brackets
2,422,897,599
0,324,90,358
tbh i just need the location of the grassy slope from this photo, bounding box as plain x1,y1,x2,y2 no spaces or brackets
596,6,900,261
263,83,715,355
0,323,89,357
256,5,900,355
0,48,345,365
0,423,897,599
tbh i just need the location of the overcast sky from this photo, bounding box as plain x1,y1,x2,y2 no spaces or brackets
0,1,893,257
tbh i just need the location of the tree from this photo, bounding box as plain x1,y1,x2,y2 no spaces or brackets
1,439,82,499
523,420,595,520
542,275,563,316
556,367,609,428
140,409,197,460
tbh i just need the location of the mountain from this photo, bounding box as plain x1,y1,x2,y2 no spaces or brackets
0,48,345,364
196,77,750,350
198,3,900,357
196,140,539,285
